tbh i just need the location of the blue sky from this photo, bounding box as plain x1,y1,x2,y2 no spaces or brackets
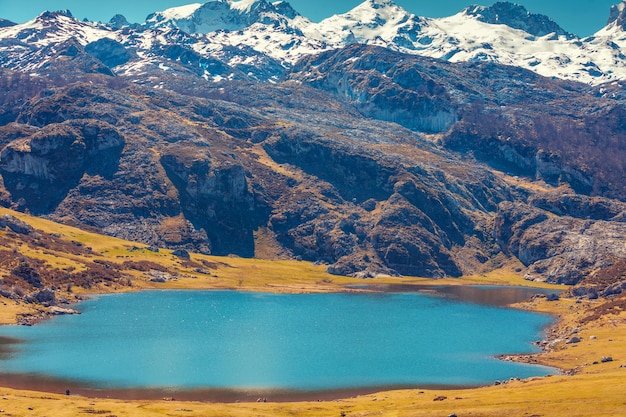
0,0,618,37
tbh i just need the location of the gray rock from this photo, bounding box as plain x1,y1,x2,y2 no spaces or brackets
495,201,626,285
546,293,560,301
0,214,34,234
602,280,626,297
172,249,191,259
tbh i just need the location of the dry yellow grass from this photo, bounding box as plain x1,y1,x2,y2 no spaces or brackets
0,207,625,416
0,299,36,325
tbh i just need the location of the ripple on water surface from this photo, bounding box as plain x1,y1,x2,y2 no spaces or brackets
0,289,556,394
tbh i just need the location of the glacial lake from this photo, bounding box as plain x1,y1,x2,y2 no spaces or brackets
0,289,556,397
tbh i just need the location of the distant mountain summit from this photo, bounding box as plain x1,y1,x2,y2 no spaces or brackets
108,14,139,30
312,0,426,46
607,1,626,30
144,0,306,33
464,2,574,39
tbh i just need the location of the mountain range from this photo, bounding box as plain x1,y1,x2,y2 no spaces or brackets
1,0,626,297
3,0,626,85
121,0,626,84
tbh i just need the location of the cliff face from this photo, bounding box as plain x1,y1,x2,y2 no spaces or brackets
1,43,626,290
464,2,574,39
495,197,626,285
0,119,124,213
291,46,459,134
160,150,261,257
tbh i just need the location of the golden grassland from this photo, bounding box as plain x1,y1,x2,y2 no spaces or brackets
1,207,625,416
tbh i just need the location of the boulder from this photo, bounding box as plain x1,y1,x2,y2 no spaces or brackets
566,337,581,344
172,249,190,259
0,214,33,234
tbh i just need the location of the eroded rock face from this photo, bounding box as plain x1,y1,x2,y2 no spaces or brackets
495,200,626,285
291,45,459,134
160,150,261,257
0,120,124,213
0,214,34,234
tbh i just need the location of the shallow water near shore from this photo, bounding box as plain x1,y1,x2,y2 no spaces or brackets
0,289,555,397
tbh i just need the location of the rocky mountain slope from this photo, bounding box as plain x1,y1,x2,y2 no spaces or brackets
1,1,626,295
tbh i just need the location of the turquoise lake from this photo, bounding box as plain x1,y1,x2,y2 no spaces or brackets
0,290,555,394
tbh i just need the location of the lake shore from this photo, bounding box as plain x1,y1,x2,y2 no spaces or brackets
0,371,474,403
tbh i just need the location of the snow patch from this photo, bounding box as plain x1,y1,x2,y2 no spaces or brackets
159,3,203,20
230,0,262,13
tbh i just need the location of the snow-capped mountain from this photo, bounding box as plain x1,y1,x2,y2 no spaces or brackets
0,10,113,48
306,0,427,47
144,0,306,33
303,0,626,85
0,10,116,75
3,0,626,85
463,2,574,39
142,0,325,64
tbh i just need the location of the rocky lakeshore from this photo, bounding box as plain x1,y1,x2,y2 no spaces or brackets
15,306,81,326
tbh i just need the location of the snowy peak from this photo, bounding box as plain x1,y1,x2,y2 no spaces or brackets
0,10,113,48
333,0,416,27
144,3,203,29
607,1,626,30
107,14,140,30
315,0,425,45
366,0,399,9
143,0,305,33
464,2,574,38
272,1,300,19
39,9,75,20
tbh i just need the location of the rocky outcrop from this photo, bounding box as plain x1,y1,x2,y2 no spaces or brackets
0,18,16,28
608,2,626,30
0,214,34,234
0,119,125,213
370,193,463,277
529,193,626,221
85,38,135,68
495,201,626,285
160,148,262,257
107,14,140,30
